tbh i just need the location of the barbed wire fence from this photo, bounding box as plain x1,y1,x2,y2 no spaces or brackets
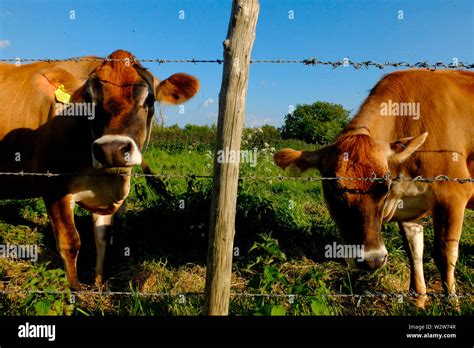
0,171,472,304
1,57,474,70
0,55,473,305
0,289,471,299
0,171,472,183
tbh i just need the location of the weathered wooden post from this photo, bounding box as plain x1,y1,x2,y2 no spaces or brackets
204,0,260,315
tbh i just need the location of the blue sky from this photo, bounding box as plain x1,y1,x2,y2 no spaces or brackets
1,0,473,127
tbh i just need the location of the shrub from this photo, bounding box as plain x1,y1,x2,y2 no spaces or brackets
280,101,350,145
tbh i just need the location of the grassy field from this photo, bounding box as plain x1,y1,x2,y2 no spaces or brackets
0,130,472,315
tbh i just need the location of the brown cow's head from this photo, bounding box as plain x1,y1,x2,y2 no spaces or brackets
274,130,427,270
78,50,199,169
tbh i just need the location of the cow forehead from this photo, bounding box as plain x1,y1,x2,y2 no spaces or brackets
335,153,387,178
332,135,388,190
96,64,145,87
88,50,156,107
94,66,153,109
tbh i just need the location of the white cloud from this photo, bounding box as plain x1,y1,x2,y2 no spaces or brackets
245,114,275,127
0,40,11,48
202,97,214,108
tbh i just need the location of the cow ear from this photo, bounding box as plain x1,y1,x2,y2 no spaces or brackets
274,146,330,172
388,132,428,164
38,68,84,97
155,73,200,105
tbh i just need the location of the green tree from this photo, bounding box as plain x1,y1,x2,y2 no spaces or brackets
280,101,350,145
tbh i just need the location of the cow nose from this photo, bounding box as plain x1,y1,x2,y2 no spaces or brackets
362,248,388,270
92,135,142,168
92,140,130,167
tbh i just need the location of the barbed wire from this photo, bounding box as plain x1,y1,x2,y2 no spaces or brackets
1,55,472,307
0,57,473,70
0,171,472,183
0,289,471,299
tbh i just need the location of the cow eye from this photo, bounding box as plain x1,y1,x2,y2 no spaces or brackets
374,184,390,196
328,182,346,199
84,90,93,103
145,93,155,106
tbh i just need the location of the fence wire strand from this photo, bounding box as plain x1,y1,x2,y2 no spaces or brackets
0,171,472,184
0,289,471,299
0,57,473,70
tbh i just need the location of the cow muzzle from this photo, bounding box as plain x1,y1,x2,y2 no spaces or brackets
359,246,388,270
92,135,142,169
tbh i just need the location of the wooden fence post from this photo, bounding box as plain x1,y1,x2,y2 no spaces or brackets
204,0,260,315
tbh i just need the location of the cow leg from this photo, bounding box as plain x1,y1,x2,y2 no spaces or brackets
45,194,81,289
432,201,465,299
92,213,113,287
398,222,427,308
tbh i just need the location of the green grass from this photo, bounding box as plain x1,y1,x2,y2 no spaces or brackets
0,143,472,316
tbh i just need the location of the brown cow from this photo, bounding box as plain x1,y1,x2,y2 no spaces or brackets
274,70,473,306
0,50,199,288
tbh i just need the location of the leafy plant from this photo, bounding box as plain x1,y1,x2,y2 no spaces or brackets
244,234,332,315
22,263,75,315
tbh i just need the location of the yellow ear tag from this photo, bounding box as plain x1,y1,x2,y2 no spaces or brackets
285,162,302,177
54,85,71,104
